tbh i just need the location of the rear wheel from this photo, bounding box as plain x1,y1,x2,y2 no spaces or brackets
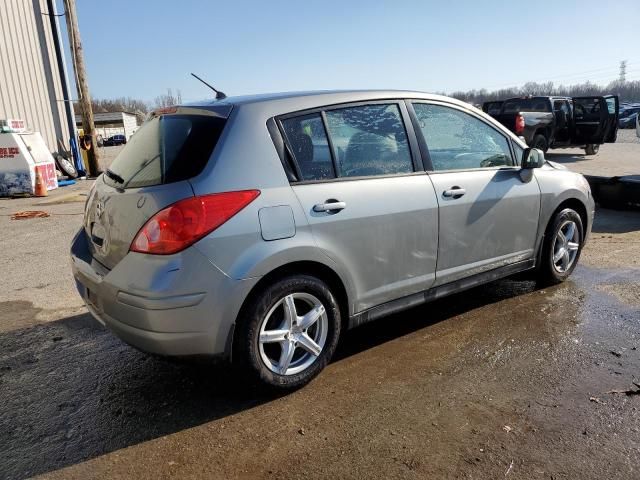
537,208,584,286
532,134,548,153
585,144,599,155
234,275,341,389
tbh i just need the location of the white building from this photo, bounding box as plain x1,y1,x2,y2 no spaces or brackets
75,112,138,140
0,0,74,152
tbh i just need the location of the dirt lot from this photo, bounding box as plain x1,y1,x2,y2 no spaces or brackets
0,142,639,479
546,129,639,176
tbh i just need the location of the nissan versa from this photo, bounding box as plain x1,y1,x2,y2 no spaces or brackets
71,91,594,388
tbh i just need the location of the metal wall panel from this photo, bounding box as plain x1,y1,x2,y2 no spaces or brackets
0,0,71,151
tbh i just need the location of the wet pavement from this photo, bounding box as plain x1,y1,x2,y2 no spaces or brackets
1,209,640,479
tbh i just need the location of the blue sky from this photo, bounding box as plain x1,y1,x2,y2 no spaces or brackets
58,0,640,103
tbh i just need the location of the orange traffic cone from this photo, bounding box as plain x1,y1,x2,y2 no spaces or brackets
34,167,48,197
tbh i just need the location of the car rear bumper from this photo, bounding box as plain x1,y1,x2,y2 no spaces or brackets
70,229,258,357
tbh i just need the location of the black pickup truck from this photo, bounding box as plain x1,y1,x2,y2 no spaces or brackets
483,96,619,155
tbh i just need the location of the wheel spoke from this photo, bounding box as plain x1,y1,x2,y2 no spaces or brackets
557,231,567,246
260,329,289,344
565,222,576,242
299,304,325,330
297,333,322,356
282,294,297,329
567,241,579,251
278,341,296,374
553,247,565,263
562,250,571,270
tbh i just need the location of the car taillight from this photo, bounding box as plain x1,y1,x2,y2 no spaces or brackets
130,190,260,255
515,114,525,135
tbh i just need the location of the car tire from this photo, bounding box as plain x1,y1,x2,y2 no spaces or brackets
585,144,599,155
537,208,584,286
532,134,548,153
234,274,342,389
54,153,78,179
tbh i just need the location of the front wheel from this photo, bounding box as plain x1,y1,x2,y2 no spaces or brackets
585,144,600,155
234,275,342,389
537,208,584,286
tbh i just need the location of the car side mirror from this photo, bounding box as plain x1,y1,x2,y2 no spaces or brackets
519,148,544,183
521,148,545,169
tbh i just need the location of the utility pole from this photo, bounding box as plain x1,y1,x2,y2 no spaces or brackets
63,0,101,176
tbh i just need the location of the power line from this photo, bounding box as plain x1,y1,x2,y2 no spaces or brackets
480,59,640,90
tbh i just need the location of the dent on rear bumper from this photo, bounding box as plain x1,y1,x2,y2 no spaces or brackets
70,229,259,357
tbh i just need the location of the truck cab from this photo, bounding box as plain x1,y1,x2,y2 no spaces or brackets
483,95,619,155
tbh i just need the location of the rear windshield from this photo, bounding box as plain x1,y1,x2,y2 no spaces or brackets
484,102,503,115
104,114,226,189
501,99,551,113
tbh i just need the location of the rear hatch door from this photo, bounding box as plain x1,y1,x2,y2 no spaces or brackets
84,105,231,270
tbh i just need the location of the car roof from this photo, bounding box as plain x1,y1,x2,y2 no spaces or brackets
182,89,467,109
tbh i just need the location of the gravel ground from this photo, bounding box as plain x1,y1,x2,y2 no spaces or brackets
0,142,639,480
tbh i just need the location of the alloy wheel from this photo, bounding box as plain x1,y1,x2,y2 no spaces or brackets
551,220,580,273
258,292,328,376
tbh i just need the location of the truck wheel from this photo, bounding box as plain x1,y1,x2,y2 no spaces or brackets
532,134,548,153
585,144,599,155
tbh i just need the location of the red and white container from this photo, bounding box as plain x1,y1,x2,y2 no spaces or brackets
0,126,58,196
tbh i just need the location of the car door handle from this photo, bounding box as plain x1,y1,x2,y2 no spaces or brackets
313,201,347,212
442,187,466,198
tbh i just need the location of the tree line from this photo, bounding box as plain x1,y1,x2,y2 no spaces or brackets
73,88,183,124
446,80,640,106
76,80,640,124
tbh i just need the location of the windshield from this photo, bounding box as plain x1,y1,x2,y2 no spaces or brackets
104,114,226,189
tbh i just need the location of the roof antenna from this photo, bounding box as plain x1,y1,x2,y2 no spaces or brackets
190,72,226,100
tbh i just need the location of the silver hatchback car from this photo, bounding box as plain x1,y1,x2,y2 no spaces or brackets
71,91,594,388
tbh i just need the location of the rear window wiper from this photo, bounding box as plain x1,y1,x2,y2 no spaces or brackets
105,169,124,184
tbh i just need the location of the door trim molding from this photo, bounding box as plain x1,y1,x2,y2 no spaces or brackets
348,258,535,329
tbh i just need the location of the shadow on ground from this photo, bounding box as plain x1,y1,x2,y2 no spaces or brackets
0,278,539,479
592,207,640,234
545,152,588,164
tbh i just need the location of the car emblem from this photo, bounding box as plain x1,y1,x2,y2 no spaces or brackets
95,199,104,219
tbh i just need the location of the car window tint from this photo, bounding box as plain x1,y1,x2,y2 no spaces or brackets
413,103,513,171
281,114,335,181
324,104,412,178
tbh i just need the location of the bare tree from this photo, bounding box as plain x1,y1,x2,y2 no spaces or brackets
448,79,640,106
154,88,182,108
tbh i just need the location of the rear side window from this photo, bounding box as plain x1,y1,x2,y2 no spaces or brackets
104,114,226,189
281,114,335,181
325,104,412,178
281,103,413,181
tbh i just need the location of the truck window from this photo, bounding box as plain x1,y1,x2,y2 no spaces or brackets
502,99,551,113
